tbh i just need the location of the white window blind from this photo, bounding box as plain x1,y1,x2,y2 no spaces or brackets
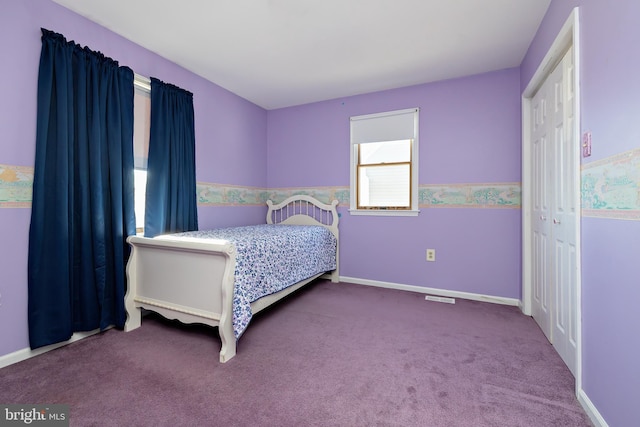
351,110,416,144
133,87,150,169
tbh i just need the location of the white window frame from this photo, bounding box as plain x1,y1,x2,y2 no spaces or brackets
349,108,420,216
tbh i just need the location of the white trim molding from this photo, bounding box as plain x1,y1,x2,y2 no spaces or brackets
0,329,105,369
348,209,420,217
522,5,581,316
578,389,610,427
340,276,520,306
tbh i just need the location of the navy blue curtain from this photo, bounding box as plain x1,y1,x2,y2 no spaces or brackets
28,29,136,349
144,78,198,237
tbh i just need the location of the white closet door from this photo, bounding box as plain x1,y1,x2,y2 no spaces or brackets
551,47,578,376
530,47,577,376
531,73,553,341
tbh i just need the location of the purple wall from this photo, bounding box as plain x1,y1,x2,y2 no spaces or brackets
268,69,522,298
522,1,640,425
581,219,640,427
0,0,267,357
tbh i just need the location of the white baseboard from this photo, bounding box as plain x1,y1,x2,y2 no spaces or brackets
0,329,103,369
339,276,520,306
578,388,609,427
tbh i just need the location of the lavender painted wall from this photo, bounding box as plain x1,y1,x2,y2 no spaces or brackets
0,0,267,357
522,1,640,425
0,210,30,351
267,69,522,298
581,219,640,427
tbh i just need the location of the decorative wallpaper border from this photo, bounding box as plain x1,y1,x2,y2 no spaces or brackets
0,164,33,208
197,182,268,206
0,166,522,210
581,148,640,221
266,187,350,206
199,183,522,209
419,183,521,209
5,149,638,219
197,184,350,206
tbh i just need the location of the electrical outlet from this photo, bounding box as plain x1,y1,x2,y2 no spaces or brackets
426,249,436,262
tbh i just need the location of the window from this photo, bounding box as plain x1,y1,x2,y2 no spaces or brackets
133,168,147,232
133,75,151,233
350,108,419,216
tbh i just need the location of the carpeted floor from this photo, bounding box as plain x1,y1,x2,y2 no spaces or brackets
0,281,592,426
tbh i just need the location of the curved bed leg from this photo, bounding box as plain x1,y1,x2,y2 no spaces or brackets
330,270,339,283
124,307,141,332
218,315,236,363
124,302,142,332
218,260,237,363
124,244,141,332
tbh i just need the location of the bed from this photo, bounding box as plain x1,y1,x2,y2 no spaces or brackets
123,195,339,362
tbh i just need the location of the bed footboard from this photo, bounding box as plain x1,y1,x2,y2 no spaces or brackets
124,235,238,362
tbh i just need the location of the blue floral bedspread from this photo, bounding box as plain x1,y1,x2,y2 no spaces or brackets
169,224,337,338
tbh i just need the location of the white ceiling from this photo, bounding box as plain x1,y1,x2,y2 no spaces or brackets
52,0,551,110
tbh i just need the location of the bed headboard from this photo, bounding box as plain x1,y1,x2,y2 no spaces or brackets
268,194,340,283
266,195,339,238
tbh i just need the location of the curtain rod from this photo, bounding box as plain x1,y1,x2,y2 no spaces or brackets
134,73,151,93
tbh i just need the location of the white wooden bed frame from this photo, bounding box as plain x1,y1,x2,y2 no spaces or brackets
124,195,339,362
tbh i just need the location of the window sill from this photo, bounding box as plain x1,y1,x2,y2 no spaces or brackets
348,209,420,217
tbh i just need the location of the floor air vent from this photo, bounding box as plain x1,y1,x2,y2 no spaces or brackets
425,295,456,304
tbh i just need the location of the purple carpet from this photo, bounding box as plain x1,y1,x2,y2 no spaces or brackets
1,281,592,426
